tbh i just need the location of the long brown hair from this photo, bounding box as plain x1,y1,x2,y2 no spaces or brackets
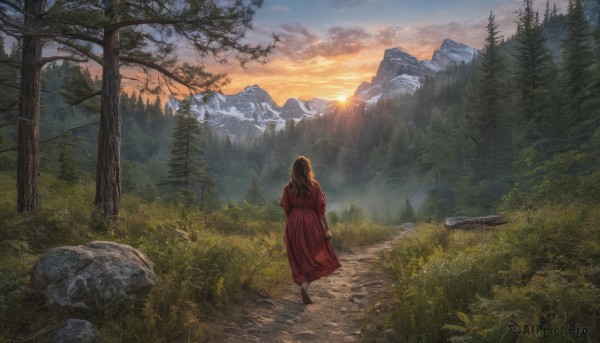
289,156,316,196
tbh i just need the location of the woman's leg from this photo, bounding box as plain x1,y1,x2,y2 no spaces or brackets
300,281,313,304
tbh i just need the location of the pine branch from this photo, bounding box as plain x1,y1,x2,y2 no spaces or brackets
0,102,19,116
0,122,99,154
0,81,21,90
48,140,92,156
120,55,223,94
51,38,103,64
40,55,88,66
67,91,101,107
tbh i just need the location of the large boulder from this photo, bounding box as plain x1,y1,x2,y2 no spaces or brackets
31,241,157,312
50,318,98,343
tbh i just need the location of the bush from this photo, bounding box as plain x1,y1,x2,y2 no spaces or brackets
0,172,397,342
368,203,600,343
340,203,365,223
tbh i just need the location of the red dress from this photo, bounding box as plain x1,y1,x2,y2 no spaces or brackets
280,182,341,285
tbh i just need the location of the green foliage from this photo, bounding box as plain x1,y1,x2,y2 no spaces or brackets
501,151,600,209
563,0,594,139
365,204,600,342
243,175,265,206
0,170,395,341
514,0,554,136
57,144,80,183
165,100,219,209
399,198,417,223
327,210,340,226
329,221,397,252
340,203,366,223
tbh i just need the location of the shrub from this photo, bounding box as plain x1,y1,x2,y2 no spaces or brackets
370,203,600,343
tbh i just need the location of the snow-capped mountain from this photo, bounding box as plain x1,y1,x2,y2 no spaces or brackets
171,38,478,141
354,39,479,104
187,85,334,141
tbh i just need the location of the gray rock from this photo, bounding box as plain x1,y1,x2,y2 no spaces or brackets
31,241,157,312
50,318,98,343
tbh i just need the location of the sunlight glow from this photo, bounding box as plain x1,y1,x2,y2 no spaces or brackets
337,95,347,102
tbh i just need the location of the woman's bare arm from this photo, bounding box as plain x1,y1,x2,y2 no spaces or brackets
321,213,332,239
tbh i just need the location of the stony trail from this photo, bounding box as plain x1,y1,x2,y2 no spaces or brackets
208,228,413,343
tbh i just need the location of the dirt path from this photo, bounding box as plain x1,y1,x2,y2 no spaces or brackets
209,228,413,343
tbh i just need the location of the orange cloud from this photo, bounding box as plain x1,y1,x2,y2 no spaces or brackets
212,21,487,104
117,20,492,106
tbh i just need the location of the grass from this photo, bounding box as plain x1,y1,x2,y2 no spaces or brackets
330,221,397,252
0,172,394,342
362,203,600,342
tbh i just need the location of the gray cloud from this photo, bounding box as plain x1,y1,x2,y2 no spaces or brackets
263,16,493,62
276,24,372,60
374,27,402,47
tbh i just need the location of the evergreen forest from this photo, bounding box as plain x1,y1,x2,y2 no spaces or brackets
0,0,599,341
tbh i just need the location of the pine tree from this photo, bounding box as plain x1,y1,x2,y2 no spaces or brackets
473,11,506,171
399,198,417,223
0,36,19,124
39,0,275,222
585,0,600,143
463,11,512,210
167,100,209,203
563,0,594,145
57,145,80,183
385,122,410,184
244,175,264,205
514,0,554,142
0,1,92,212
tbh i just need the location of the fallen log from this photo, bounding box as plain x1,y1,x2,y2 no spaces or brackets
444,215,507,229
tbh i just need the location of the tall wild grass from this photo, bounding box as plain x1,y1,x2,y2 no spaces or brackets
363,203,600,342
0,172,394,341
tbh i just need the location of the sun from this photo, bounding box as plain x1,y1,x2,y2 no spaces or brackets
337,95,347,103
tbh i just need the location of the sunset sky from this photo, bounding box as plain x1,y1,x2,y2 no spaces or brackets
1,0,569,105
204,0,569,105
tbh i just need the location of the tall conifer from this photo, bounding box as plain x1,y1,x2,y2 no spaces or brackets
514,0,554,141
39,0,275,223
563,0,593,145
463,11,512,210
167,100,212,205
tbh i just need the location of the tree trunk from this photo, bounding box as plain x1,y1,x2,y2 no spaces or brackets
94,18,121,223
17,0,46,213
444,215,507,229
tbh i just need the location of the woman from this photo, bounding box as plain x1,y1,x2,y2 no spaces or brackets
280,156,341,304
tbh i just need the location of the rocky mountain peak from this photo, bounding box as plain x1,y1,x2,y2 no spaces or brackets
372,48,421,86
183,90,334,141
431,38,479,68
236,84,274,104
355,38,479,104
